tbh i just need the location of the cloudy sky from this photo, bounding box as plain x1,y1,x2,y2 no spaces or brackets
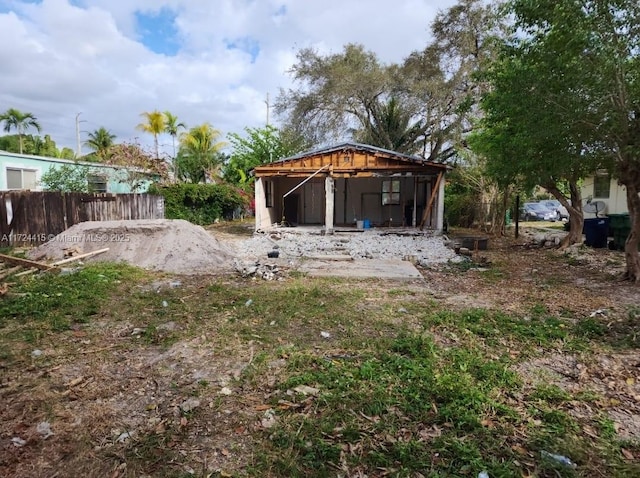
0,0,459,156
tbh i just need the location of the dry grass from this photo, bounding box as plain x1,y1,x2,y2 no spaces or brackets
1,230,639,477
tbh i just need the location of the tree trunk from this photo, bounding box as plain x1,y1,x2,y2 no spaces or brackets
18,125,24,154
623,182,640,282
154,134,159,160
546,181,583,248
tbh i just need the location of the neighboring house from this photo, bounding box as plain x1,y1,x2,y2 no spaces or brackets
580,171,631,217
0,150,153,193
252,142,450,232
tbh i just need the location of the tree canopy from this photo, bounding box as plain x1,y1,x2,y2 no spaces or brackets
473,0,640,278
85,127,116,162
224,125,307,187
275,0,500,161
176,124,227,183
136,110,165,160
0,108,41,154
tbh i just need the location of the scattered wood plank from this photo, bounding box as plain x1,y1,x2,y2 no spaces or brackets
14,268,38,278
51,248,109,266
419,172,444,230
0,253,55,271
0,265,23,281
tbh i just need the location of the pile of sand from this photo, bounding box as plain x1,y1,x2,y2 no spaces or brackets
28,219,234,274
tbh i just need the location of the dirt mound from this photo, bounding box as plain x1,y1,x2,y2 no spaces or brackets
28,219,233,274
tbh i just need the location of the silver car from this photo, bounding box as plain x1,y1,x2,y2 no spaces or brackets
520,202,558,221
541,199,569,220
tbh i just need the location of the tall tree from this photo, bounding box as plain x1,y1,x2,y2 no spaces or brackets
163,111,186,160
85,127,116,162
0,108,41,154
225,125,306,187
136,110,165,159
352,97,425,154
176,123,227,183
399,0,504,161
275,1,501,162
475,0,640,280
275,43,391,147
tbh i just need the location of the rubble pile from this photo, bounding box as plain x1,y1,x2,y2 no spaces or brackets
233,259,286,281
233,229,457,265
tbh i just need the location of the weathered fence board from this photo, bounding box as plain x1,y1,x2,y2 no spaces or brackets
0,192,164,246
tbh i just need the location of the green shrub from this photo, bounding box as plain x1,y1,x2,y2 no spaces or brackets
149,183,248,225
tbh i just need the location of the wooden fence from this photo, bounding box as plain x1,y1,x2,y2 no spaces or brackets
0,191,164,246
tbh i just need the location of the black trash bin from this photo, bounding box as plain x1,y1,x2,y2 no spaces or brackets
584,217,609,248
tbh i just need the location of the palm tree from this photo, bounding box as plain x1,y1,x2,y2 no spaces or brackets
177,123,227,183
163,111,186,159
354,97,424,155
0,108,41,154
136,110,165,159
85,127,116,161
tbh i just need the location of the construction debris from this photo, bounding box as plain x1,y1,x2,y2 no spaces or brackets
51,248,109,266
0,253,59,296
0,253,55,271
234,259,286,281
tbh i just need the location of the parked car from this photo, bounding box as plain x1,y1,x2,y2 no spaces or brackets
541,199,569,220
519,202,558,221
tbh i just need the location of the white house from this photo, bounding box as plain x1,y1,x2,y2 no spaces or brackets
580,171,632,218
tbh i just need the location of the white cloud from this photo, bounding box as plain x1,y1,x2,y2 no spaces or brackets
0,0,459,155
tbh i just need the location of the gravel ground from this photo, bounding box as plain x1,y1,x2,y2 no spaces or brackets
231,228,459,265
28,220,460,273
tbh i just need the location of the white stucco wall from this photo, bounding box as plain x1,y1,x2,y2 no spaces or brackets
580,176,630,217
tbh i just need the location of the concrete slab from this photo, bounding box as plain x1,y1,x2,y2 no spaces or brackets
297,258,423,280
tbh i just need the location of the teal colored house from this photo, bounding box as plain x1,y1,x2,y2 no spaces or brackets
0,151,153,193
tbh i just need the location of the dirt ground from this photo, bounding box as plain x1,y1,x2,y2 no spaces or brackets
2,224,640,477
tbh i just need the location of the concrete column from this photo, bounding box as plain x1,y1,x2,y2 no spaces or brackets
413,177,418,227
436,172,446,232
254,178,268,231
325,176,334,232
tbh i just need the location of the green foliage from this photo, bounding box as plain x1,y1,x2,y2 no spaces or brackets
225,125,304,187
267,334,521,476
352,96,425,154
84,127,116,161
473,0,640,252
0,263,140,333
0,133,71,158
0,134,21,153
444,166,482,227
137,110,165,159
277,1,502,160
163,110,186,160
149,182,248,224
39,164,93,192
0,107,41,154
176,123,227,183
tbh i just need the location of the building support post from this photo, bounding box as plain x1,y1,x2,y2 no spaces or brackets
436,172,446,232
254,178,268,231
325,176,335,233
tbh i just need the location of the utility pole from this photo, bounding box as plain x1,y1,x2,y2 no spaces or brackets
265,93,270,126
75,112,84,158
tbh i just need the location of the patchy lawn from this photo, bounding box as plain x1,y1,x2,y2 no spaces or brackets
1,233,639,478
